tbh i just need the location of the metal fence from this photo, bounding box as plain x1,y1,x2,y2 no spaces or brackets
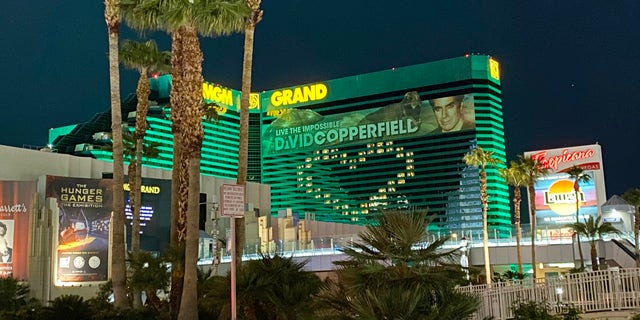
457,268,640,320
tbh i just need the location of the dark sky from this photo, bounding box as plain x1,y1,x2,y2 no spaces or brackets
1,1,639,197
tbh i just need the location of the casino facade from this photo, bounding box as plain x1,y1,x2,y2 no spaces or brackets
49,55,510,237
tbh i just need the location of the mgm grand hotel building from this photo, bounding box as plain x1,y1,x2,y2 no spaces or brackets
50,55,510,237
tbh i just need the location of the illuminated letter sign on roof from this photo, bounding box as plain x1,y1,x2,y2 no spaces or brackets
530,148,595,171
202,83,234,107
489,58,500,80
271,83,328,107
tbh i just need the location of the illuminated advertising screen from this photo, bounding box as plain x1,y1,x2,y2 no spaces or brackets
0,181,36,279
46,176,112,285
262,93,475,155
534,171,598,226
124,177,171,252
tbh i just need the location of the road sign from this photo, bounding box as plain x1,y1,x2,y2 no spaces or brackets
220,184,245,218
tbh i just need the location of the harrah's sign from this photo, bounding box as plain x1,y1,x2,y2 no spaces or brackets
530,148,596,171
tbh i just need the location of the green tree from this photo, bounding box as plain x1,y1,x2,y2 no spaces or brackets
120,2,249,318
499,161,529,274
119,39,170,254
565,165,592,269
622,188,640,268
120,39,169,308
200,255,322,320
104,0,128,309
518,155,549,279
40,295,92,320
128,251,171,314
565,215,621,271
315,209,479,319
235,0,263,268
0,278,40,319
463,146,503,284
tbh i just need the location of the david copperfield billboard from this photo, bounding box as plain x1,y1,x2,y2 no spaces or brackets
525,144,606,227
262,92,475,155
46,176,112,285
0,181,36,279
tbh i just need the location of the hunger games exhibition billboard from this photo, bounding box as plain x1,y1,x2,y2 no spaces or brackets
525,144,606,227
46,176,112,285
0,181,36,279
262,92,476,155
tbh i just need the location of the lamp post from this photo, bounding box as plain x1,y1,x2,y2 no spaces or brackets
210,202,220,275
460,237,470,284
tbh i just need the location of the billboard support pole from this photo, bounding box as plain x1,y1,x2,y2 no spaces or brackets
230,216,237,320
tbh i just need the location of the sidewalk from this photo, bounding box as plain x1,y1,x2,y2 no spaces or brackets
580,310,638,319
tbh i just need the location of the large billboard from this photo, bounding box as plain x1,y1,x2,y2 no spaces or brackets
0,181,36,279
46,176,112,285
525,144,606,227
124,177,171,252
262,93,475,155
534,172,598,225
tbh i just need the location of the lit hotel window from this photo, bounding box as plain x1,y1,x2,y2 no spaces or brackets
377,142,384,147
359,157,366,162
398,179,405,184
378,188,386,193
377,148,384,154
397,172,405,178
396,153,404,158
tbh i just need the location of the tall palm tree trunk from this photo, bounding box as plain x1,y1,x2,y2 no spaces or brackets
104,0,128,309
635,208,640,268
169,30,188,320
235,0,262,265
528,184,537,279
480,169,491,285
575,190,585,269
131,69,149,309
514,188,523,274
176,25,204,320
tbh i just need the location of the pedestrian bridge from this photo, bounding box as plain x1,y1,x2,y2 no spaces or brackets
199,233,638,275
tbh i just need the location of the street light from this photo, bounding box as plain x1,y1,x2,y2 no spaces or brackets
460,237,470,283
207,201,221,275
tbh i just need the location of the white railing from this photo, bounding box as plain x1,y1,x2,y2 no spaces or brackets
457,268,640,320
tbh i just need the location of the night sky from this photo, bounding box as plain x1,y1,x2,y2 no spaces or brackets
1,2,639,197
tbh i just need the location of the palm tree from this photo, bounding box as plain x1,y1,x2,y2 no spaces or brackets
565,216,621,271
499,161,529,274
235,0,263,268
566,165,591,269
129,251,171,313
315,209,479,319
119,39,170,309
517,155,548,279
622,188,640,267
121,133,161,308
104,0,128,309
120,2,249,318
201,255,322,320
120,38,170,254
463,146,503,285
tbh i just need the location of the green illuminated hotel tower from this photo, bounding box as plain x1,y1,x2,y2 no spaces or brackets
49,55,510,237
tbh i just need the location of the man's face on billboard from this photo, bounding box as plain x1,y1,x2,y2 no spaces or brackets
431,97,462,132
